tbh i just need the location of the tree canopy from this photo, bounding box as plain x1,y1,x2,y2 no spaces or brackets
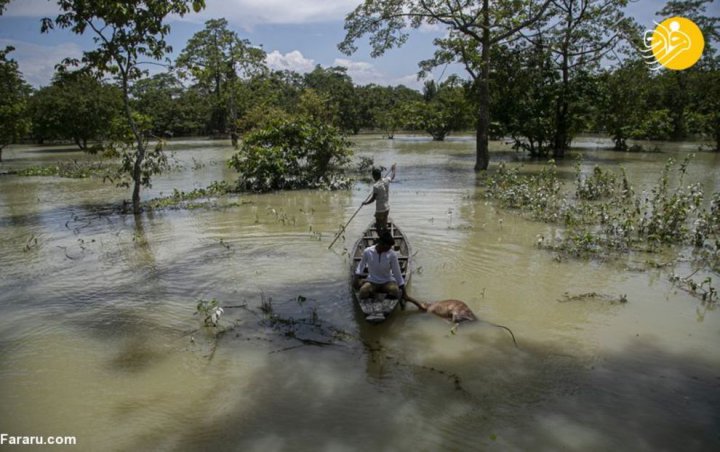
0,46,31,162
41,0,206,214
176,18,267,135
340,0,553,170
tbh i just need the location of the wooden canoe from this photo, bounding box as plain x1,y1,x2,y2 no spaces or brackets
350,220,412,323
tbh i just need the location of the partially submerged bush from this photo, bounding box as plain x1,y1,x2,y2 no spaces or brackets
576,163,617,201
480,156,720,266
229,116,352,192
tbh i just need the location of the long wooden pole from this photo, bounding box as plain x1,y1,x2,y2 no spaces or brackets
328,193,371,250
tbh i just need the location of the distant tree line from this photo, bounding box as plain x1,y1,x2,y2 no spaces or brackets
6,44,718,154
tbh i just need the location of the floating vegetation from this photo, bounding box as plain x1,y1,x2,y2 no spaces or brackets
144,181,251,211
196,298,224,327
559,292,628,304
17,160,120,178
670,271,718,304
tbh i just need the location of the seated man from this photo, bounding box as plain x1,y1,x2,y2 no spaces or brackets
353,230,405,300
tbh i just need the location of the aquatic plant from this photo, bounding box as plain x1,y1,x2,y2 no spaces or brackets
480,156,720,268
196,298,224,327
17,160,119,178
144,181,239,210
670,272,718,304
575,162,617,201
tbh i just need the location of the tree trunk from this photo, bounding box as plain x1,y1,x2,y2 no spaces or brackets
553,51,569,159
614,137,627,151
121,74,146,215
553,4,572,160
475,0,490,171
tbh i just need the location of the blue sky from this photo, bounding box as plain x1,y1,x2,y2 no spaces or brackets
0,0,709,89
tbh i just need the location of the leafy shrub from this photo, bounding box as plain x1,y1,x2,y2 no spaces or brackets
229,115,352,192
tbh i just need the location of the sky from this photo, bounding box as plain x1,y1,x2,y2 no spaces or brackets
0,0,714,89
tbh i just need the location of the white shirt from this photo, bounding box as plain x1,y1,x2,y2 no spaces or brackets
355,245,405,286
373,177,392,213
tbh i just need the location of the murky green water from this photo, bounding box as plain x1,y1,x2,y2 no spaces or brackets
1,136,719,451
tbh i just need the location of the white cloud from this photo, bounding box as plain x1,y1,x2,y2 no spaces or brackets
333,58,384,85
3,0,61,17
266,50,315,73
332,57,425,89
192,0,360,27
0,39,83,87
393,73,424,89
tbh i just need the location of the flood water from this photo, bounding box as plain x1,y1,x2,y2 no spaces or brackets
1,135,719,451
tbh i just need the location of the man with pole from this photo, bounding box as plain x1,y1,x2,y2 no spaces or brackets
328,163,397,249
364,163,396,231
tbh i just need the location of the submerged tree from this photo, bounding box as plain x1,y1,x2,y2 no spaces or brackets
0,46,31,162
41,0,206,214
491,40,559,156
408,78,473,141
303,65,360,134
537,0,631,158
341,0,552,170
594,59,651,150
130,72,186,137
176,18,267,136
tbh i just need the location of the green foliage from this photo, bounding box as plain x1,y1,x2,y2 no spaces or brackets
196,298,224,327
541,0,632,157
638,157,704,244
229,115,353,192
688,70,720,150
145,181,236,209
340,0,552,170
176,18,267,134
491,43,558,156
353,84,422,137
576,163,618,201
594,60,651,150
41,0,206,214
0,46,31,160
130,72,187,137
482,156,720,264
480,161,564,223
29,71,123,149
17,160,119,178
407,78,473,141
303,66,360,133
630,109,674,141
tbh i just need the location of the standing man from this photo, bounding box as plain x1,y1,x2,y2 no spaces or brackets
363,163,396,230
353,230,406,300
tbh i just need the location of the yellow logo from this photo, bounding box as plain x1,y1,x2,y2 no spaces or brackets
642,17,704,71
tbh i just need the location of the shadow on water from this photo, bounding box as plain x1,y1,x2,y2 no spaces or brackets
493,339,720,452
109,296,720,452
